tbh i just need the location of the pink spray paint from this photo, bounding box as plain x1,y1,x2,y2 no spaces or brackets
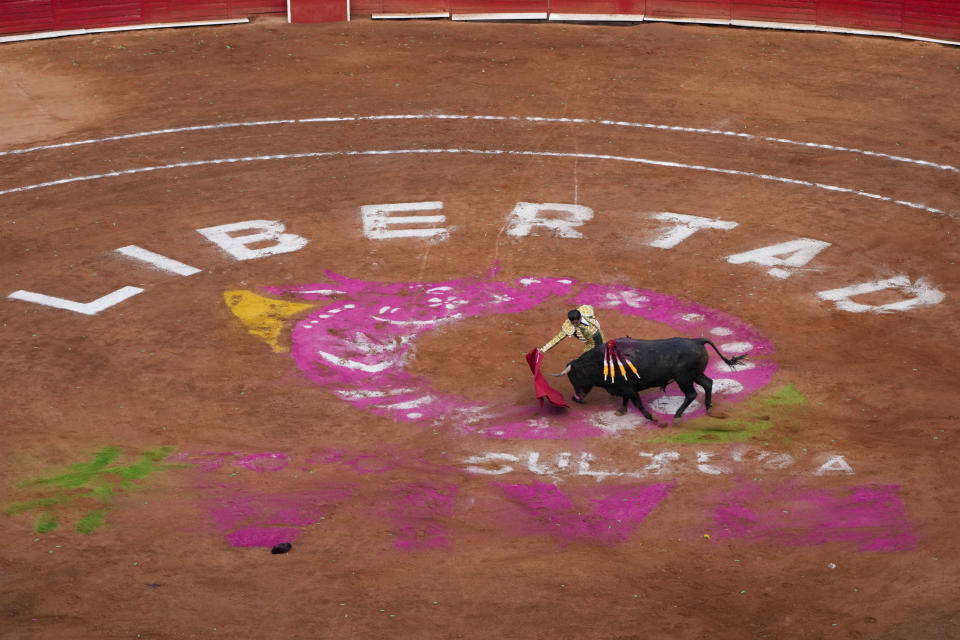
712,482,917,551
209,486,352,548
168,451,240,472
496,481,674,545
380,483,459,551
262,270,776,440
234,453,290,473
170,451,292,473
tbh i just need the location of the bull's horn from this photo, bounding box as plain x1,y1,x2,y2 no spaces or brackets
550,364,572,377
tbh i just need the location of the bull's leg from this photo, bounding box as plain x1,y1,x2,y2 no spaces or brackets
673,379,699,420
695,373,713,411
615,396,629,416
629,392,657,423
696,373,727,418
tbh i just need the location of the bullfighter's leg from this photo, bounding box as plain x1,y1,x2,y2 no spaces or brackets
673,378,699,419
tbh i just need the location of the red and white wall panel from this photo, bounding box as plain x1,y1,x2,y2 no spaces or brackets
374,0,450,18
288,0,348,21
817,0,902,32
450,0,548,20
2,0,959,45
1,0,56,34
0,0,285,36
902,0,960,41
52,0,142,28
1,0,146,33
645,0,729,22
731,0,817,26
548,0,644,22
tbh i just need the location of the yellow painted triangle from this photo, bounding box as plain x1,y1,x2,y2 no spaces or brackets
224,290,315,353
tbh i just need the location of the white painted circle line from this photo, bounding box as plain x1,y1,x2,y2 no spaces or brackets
0,113,954,174
0,120,299,157
0,147,948,217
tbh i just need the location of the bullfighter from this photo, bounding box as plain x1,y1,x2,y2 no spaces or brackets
540,305,604,355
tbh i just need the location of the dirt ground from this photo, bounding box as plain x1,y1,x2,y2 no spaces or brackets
1,15,959,640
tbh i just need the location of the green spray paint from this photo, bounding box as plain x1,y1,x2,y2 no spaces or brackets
5,446,179,535
762,383,805,407
35,513,58,533
657,418,774,444
26,446,121,490
6,495,73,515
76,509,109,534
656,383,806,444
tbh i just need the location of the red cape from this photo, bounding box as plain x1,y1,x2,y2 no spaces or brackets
525,349,570,409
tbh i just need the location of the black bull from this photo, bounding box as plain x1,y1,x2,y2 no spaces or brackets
552,338,747,423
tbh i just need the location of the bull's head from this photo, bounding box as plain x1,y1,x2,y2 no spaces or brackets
551,362,593,403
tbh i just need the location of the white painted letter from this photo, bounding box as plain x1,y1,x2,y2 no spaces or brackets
115,245,201,276
8,286,144,315
462,453,518,475
762,453,796,470
726,238,831,279
525,452,552,475
696,451,728,475
648,212,738,249
505,202,593,238
814,455,854,475
576,452,621,481
816,276,945,313
638,451,681,475
361,201,448,240
197,220,308,260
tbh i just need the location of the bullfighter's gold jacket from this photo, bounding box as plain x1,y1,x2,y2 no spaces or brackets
541,305,604,353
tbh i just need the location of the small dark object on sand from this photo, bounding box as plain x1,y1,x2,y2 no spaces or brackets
271,543,292,554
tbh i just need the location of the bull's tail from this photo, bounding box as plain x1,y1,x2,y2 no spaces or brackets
698,339,748,368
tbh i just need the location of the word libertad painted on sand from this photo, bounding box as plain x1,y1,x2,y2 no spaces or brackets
6,210,945,317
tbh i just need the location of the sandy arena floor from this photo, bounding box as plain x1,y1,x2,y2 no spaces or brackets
1,15,959,639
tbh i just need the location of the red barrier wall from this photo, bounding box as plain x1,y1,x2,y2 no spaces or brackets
2,0,959,44
817,0,901,32
451,0,547,17
375,0,449,16
644,0,960,42
647,0,729,21
290,0,349,20
548,0,643,18
903,0,960,41
732,0,816,25
0,0,284,36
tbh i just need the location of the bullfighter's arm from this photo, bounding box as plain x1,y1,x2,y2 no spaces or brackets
541,327,571,353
